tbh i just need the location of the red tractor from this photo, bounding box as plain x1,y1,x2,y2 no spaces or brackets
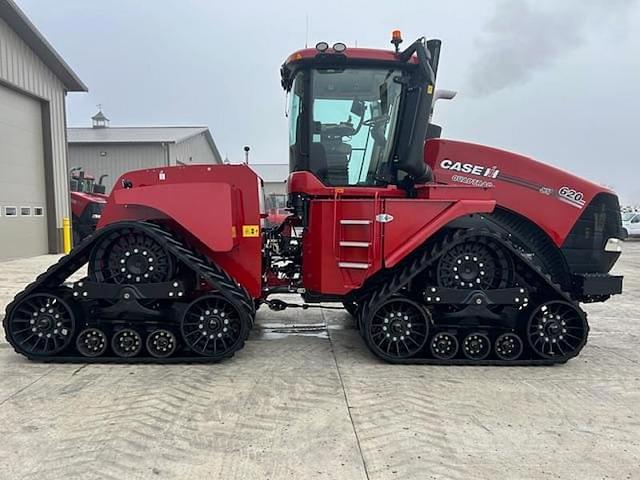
4,34,623,364
265,193,289,227
69,168,108,244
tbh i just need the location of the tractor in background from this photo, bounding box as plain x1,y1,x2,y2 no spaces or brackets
69,168,108,244
265,193,288,227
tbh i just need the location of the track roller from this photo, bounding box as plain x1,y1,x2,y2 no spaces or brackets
111,329,143,357
181,294,250,359
429,332,459,360
362,297,430,361
462,332,491,360
5,293,75,357
494,332,523,361
76,328,108,357
526,301,588,359
146,329,177,358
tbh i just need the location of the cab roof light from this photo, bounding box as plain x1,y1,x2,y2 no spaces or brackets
391,30,403,52
333,42,347,53
316,41,329,52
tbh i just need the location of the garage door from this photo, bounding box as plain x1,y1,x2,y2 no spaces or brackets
0,84,48,260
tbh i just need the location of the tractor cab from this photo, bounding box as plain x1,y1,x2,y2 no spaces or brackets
281,34,441,190
70,169,107,195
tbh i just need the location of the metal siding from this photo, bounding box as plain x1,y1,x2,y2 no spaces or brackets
0,16,70,243
68,144,167,192
170,133,220,166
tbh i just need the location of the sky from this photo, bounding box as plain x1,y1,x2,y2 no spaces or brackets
16,0,640,203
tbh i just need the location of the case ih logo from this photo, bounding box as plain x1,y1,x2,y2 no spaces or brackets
439,159,500,179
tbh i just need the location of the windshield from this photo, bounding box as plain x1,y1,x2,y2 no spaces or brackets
288,68,403,186
622,212,635,222
267,194,287,211
80,179,94,193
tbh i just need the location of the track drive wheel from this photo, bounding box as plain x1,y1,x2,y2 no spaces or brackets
5,293,75,357
89,228,174,284
437,239,513,290
181,294,250,360
362,297,430,361
527,301,588,359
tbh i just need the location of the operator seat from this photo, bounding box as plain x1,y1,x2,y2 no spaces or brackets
309,142,329,182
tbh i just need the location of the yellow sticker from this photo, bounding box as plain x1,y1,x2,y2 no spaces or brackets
242,225,260,237
427,85,434,94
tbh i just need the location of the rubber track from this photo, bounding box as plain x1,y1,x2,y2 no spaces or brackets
358,228,586,365
3,221,255,363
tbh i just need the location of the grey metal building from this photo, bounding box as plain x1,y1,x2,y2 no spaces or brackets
68,114,222,192
0,0,86,260
249,163,289,196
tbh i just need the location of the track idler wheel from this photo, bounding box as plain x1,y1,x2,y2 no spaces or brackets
429,332,459,360
462,332,491,360
111,329,143,357
527,301,588,359
494,332,523,361
363,297,430,361
180,294,250,360
76,328,108,357
6,293,75,357
146,329,177,358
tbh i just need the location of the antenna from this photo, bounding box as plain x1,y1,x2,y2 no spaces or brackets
305,14,309,48
243,146,250,164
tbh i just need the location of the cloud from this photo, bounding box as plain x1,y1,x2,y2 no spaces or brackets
466,0,637,97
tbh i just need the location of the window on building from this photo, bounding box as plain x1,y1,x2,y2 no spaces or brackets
4,207,18,217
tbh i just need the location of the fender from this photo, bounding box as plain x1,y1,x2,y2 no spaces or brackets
104,182,237,252
384,199,496,267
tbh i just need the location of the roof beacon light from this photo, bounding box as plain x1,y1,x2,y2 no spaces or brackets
316,41,329,52
391,30,403,52
333,42,347,53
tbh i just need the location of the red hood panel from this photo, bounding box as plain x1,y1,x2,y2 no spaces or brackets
425,139,614,245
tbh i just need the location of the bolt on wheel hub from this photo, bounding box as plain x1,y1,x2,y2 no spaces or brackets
366,298,430,360
181,295,245,358
76,328,108,357
430,332,459,360
7,293,75,356
527,301,588,359
462,332,491,360
111,329,142,357
146,329,177,358
494,332,523,361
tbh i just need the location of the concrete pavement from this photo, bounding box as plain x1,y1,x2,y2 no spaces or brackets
0,244,639,479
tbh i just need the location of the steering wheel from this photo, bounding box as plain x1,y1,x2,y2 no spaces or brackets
363,114,390,127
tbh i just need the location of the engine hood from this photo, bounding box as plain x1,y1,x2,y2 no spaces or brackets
424,138,616,246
